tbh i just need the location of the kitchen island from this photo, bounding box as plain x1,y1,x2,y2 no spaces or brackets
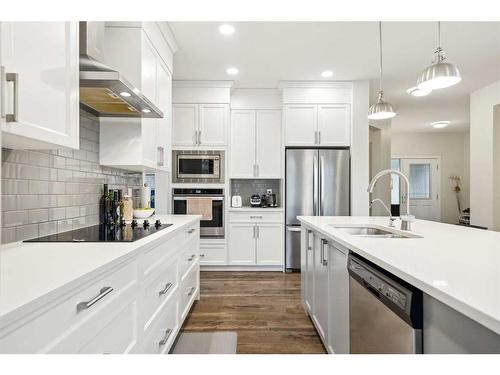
298,216,500,354
0,215,201,353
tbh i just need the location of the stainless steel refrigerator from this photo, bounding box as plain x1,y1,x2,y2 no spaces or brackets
285,148,350,270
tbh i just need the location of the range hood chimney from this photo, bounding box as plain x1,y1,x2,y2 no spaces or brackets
79,22,163,118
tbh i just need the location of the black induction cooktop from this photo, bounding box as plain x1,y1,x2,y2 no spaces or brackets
24,220,172,243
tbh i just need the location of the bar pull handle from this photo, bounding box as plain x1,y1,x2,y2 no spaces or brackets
187,254,196,261
6,73,18,122
249,215,263,219
256,225,259,239
307,229,313,251
187,228,195,234
158,282,173,296
320,239,328,266
318,130,321,145
253,225,256,238
187,287,196,296
157,146,164,166
158,328,173,346
77,286,113,312
198,130,202,145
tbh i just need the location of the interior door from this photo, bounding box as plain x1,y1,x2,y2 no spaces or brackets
400,158,440,221
199,104,228,146
256,110,282,178
284,105,317,146
172,104,198,146
230,110,256,178
0,22,79,149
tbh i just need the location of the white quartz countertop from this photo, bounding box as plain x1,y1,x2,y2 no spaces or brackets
0,215,200,326
298,216,500,335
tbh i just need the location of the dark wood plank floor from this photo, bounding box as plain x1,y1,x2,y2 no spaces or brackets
181,271,326,354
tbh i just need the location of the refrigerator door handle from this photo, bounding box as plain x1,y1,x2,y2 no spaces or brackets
319,155,325,216
313,154,319,216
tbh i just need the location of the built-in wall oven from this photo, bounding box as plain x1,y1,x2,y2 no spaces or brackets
172,188,225,238
172,150,224,183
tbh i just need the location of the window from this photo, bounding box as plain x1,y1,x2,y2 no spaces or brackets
409,164,431,199
391,159,400,205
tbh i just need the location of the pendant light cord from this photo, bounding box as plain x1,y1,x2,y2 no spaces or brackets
378,21,383,94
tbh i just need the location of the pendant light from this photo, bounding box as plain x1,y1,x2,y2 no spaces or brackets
417,22,461,90
368,22,396,120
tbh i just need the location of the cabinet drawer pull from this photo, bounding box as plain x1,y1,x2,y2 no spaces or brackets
187,254,196,261
187,287,196,296
198,130,202,145
200,253,205,258
321,239,328,266
187,228,195,234
5,72,18,122
77,286,113,312
249,215,263,219
307,229,313,251
158,282,173,296
158,328,173,346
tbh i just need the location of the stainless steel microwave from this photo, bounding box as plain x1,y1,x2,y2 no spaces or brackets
172,150,224,183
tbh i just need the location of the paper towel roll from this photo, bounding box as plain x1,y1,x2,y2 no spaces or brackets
142,184,151,209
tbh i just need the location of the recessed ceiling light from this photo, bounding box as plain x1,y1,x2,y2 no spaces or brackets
406,86,432,97
321,70,333,78
226,67,239,76
431,121,450,129
119,91,131,97
142,108,151,113
219,24,235,35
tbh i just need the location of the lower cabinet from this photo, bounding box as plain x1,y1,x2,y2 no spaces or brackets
301,226,350,354
228,221,283,266
0,221,200,354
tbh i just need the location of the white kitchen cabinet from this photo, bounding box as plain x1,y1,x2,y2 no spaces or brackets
228,223,256,265
284,105,317,146
0,22,79,150
312,235,329,342
284,104,350,147
100,28,172,172
327,242,350,354
230,110,256,178
256,224,283,265
172,104,198,146
228,211,284,267
303,228,315,313
230,109,282,178
172,103,229,147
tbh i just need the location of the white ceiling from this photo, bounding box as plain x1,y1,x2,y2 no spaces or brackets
169,22,500,133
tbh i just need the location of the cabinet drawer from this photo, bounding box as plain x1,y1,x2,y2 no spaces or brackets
180,266,199,321
141,224,198,278
141,259,178,332
0,259,138,353
78,300,138,354
229,211,283,223
142,294,178,354
200,244,227,265
179,237,200,280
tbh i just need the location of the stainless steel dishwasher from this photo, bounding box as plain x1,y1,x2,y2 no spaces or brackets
348,253,423,354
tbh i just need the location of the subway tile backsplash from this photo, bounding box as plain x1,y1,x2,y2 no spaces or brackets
1,110,142,244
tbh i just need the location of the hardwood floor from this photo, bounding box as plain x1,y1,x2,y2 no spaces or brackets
181,271,326,354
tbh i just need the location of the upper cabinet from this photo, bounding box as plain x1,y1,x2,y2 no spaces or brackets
99,24,174,172
230,109,282,178
0,22,79,149
172,103,229,147
284,104,350,147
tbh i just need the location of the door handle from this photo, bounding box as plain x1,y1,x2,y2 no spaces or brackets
318,130,321,145
6,73,18,122
159,282,173,296
320,239,328,266
319,155,325,216
76,286,113,312
158,328,173,346
313,155,318,216
256,225,259,239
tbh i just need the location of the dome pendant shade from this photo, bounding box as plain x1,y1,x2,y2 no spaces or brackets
417,60,461,90
368,92,396,120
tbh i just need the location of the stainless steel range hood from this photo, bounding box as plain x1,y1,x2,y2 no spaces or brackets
79,22,163,119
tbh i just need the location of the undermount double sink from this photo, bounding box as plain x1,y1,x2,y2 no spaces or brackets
330,225,422,239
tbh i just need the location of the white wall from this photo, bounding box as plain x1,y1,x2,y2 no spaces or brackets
494,106,500,231
391,132,470,224
470,79,500,229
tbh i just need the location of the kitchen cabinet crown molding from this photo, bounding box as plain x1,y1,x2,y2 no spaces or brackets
278,81,353,90
173,80,234,89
